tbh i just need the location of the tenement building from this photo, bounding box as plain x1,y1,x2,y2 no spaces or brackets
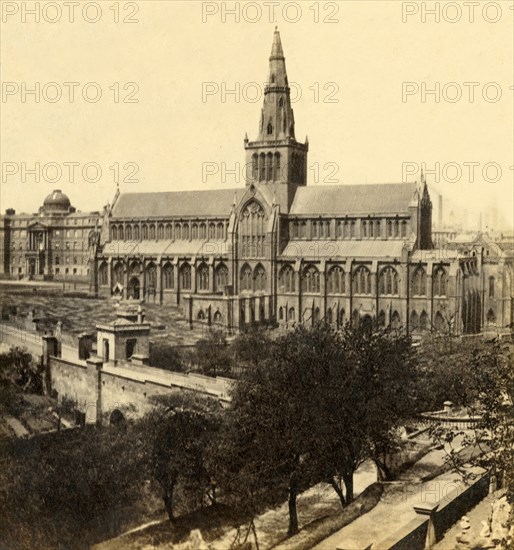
0,190,101,282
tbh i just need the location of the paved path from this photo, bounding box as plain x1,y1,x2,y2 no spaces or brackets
312,447,466,550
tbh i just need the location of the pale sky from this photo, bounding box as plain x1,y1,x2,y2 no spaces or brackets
1,1,513,229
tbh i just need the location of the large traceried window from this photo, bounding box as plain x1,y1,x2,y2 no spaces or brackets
433,267,448,296
240,263,253,291
146,263,157,289
240,200,266,259
215,264,229,292
302,265,320,294
327,265,345,294
279,265,295,293
353,266,372,295
412,266,427,296
197,263,209,291
163,263,174,289
180,263,191,290
113,262,124,285
254,264,267,292
379,266,399,296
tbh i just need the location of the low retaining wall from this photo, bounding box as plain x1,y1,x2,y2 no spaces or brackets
375,472,490,550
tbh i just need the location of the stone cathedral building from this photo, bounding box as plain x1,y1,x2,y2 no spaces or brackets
86,30,511,335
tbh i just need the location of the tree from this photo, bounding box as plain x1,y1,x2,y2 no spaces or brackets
192,329,232,377
0,425,147,549
0,346,43,394
233,326,274,371
223,322,419,537
423,337,514,506
137,393,221,523
149,342,185,372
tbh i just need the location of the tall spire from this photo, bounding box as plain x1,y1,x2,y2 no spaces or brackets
255,28,295,141
243,29,309,209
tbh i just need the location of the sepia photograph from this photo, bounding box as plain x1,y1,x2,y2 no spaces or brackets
0,1,513,548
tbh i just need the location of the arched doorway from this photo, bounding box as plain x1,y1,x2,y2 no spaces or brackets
109,409,126,428
128,277,140,299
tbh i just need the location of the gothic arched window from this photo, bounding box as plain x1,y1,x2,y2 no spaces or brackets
134,225,140,240
254,264,267,292
302,265,320,294
163,263,173,289
165,224,173,239
489,276,495,298
434,267,448,296
266,152,273,181
353,266,372,295
240,263,253,291
111,225,118,240
99,262,108,286
252,153,258,180
199,223,206,239
180,263,191,290
240,201,266,259
113,262,124,285
274,152,281,180
379,266,399,296
215,264,229,292
197,263,209,291
412,266,427,296
146,263,157,289
279,265,295,293
259,153,265,182
125,225,132,241
182,224,189,240
141,224,148,240
327,265,345,294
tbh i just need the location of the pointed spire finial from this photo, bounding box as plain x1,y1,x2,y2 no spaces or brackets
421,166,425,184
270,27,284,60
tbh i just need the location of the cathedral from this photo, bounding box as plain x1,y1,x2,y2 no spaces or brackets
3,30,511,336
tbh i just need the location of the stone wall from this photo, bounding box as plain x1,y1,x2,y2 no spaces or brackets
375,472,491,550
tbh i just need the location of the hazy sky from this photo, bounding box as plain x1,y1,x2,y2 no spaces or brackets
1,1,512,228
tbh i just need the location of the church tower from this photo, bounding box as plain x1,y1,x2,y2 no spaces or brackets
244,28,308,210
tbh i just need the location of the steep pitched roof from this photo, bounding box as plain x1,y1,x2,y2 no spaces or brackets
289,183,419,216
111,189,243,219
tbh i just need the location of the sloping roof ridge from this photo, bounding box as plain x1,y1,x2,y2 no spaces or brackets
119,187,242,197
